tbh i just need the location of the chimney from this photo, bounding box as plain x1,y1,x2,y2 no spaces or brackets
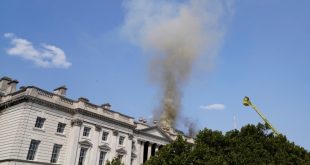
0,76,12,95
0,77,19,95
19,86,26,90
78,97,89,102
138,117,147,124
101,103,111,110
53,86,67,96
6,80,19,94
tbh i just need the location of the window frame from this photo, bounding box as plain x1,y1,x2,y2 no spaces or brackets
101,131,109,142
82,126,91,137
78,147,88,165
50,144,62,163
118,135,125,146
98,150,107,165
26,139,40,160
56,122,66,134
132,141,136,151
34,117,45,129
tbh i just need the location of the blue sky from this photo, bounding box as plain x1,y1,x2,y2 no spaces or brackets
1,0,310,150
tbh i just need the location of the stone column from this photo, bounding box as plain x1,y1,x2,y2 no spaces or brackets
123,134,133,165
147,142,152,159
109,130,119,160
65,118,83,165
90,125,101,165
155,145,159,152
139,141,144,165
135,140,141,165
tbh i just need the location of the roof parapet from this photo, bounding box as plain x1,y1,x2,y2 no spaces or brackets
101,103,111,110
53,85,67,96
78,97,89,102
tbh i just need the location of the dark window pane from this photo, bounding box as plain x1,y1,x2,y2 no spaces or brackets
57,122,66,133
35,117,45,128
78,147,88,165
119,136,125,145
102,132,109,141
50,144,62,163
98,151,106,165
83,127,91,137
26,140,40,160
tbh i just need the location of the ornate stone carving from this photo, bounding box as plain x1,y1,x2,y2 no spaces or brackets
79,140,93,147
95,124,102,131
116,148,127,154
99,144,111,151
113,130,119,136
71,118,83,126
128,134,134,140
131,152,137,158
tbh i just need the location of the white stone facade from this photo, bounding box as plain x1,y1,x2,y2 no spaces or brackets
0,77,191,165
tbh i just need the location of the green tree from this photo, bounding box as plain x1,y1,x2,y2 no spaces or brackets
145,123,310,165
144,135,193,165
106,157,124,165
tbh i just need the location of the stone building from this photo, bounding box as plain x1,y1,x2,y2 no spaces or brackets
0,76,192,165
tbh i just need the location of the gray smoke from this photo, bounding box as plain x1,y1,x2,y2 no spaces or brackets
122,0,232,128
183,117,198,137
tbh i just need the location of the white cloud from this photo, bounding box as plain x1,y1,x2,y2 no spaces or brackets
200,104,225,111
3,33,71,68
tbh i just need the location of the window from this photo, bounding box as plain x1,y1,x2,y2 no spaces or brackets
118,136,125,145
56,122,66,133
98,151,106,165
131,158,134,165
102,132,109,141
50,144,62,163
78,147,88,165
83,127,91,137
35,117,45,128
26,140,40,160
132,141,136,151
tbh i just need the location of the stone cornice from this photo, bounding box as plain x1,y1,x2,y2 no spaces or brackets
79,140,93,147
0,87,136,130
98,144,111,151
135,126,173,142
136,131,171,143
76,108,136,129
1,86,134,118
116,148,127,155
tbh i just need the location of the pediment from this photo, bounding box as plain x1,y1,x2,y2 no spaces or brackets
139,126,172,140
116,148,127,154
131,152,137,158
98,144,111,151
79,140,93,147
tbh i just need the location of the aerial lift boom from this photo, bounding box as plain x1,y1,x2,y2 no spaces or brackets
243,96,279,136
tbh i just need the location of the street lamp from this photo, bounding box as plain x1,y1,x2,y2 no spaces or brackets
243,96,279,136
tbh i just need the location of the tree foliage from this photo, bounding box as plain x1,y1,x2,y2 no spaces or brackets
106,157,124,165
145,123,310,165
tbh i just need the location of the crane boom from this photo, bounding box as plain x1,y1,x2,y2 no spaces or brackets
243,96,279,136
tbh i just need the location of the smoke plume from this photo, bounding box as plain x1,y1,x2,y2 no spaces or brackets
183,117,198,137
122,0,232,128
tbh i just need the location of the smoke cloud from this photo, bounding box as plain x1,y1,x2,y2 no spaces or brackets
122,0,232,128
